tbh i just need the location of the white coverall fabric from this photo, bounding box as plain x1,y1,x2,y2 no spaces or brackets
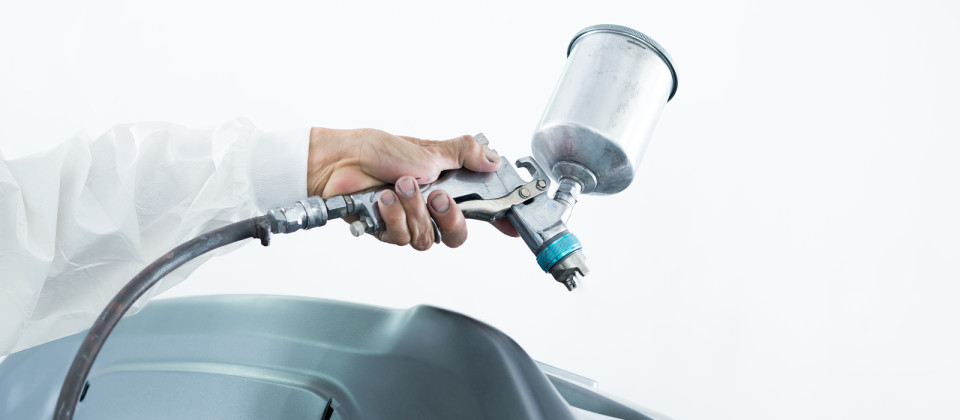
0,119,309,356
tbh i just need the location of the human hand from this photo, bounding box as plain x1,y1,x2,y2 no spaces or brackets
307,128,518,250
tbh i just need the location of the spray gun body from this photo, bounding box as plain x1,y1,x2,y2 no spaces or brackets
266,24,677,291
266,134,588,290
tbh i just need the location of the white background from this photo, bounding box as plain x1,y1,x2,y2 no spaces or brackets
2,0,959,419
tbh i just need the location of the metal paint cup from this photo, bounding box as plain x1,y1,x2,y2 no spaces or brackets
532,24,678,195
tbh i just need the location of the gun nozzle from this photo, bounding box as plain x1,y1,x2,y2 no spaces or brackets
548,249,589,291
560,272,582,291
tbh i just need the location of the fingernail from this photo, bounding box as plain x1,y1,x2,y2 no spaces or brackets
484,150,500,163
379,190,396,205
430,193,450,213
397,177,416,196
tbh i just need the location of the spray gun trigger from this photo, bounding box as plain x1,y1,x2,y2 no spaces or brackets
457,178,547,222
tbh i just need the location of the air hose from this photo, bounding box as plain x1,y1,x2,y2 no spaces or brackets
53,217,273,420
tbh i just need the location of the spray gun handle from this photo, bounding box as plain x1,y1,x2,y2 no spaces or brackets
339,156,549,234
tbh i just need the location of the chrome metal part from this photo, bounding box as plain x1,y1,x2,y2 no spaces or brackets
549,250,589,291
532,24,677,195
457,178,546,222
299,197,328,229
349,219,370,237
343,190,383,235
430,219,442,244
553,178,582,221
264,196,327,234
324,196,352,220
552,162,596,194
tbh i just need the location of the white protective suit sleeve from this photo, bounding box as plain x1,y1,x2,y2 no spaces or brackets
0,118,309,356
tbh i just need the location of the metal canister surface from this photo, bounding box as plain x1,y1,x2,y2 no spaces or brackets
532,24,678,195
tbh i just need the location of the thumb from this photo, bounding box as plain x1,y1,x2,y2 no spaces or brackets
431,134,503,173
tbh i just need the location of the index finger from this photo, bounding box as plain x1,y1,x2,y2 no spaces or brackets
400,135,502,173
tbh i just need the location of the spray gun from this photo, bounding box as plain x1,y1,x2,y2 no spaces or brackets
264,25,679,290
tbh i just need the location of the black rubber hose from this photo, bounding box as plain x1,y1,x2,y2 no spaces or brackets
53,217,270,420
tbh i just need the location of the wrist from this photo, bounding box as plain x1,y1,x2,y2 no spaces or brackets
308,127,332,197
309,127,363,197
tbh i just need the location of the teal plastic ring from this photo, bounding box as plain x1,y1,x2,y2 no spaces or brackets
536,234,582,272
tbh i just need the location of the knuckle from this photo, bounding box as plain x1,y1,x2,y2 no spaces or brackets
436,212,463,232
459,135,479,154
357,128,385,138
382,216,404,232
410,230,433,251
439,137,467,165
391,232,411,246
